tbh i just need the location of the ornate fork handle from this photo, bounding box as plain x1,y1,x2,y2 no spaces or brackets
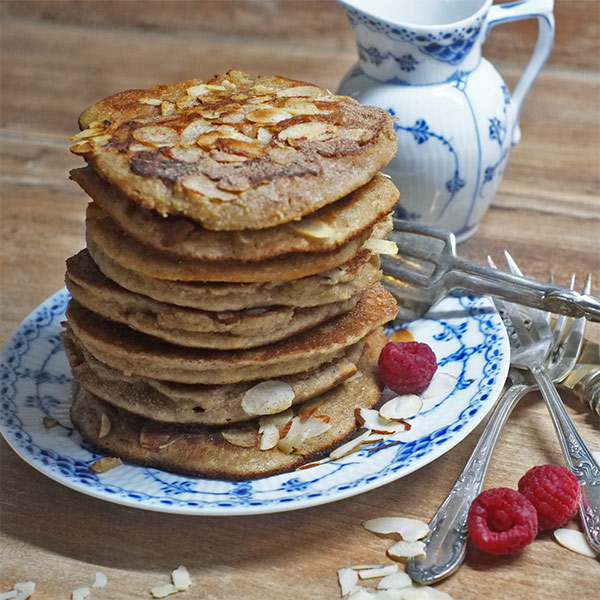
530,364,600,553
446,260,600,322
407,383,530,584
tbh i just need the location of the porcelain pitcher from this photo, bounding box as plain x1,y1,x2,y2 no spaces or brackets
337,0,554,241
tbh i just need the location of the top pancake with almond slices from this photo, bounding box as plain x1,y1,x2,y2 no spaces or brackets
70,70,397,230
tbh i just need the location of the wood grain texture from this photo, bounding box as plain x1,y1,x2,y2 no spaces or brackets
1,3,599,599
2,0,599,70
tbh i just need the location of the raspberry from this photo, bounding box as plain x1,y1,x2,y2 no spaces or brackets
468,488,538,555
518,464,581,530
378,341,437,395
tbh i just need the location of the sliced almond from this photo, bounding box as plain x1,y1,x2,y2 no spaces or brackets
179,119,213,146
71,587,89,600
98,412,111,438
161,101,177,118
241,380,295,416
90,457,122,473
256,127,273,143
362,239,398,255
389,329,415,343
363,517,430,542
278,121,330,141
42,416,58,429
329,429,373,460
292,219,334,240
277,415,330,455
422,373,456,399
171,565,192,591
338,567,359,597
215,138,268,159
182,175,237,202
357,565,398,580
347,588,375,600
132,125,178,148
139,97,162,106
553,528,599,558
356,409,409,435
0,589,18,600
222,426,259,448
258,421,281,451
296,457,330,470
340,128,374,143
387,540,426,561
379,395,423,422
277,85,325,98
186,84,210,97
11,582,35,600
259,408,294,432
376,571,412,590
70,140,98,155
91,572,107,589
246,107,292,124
150,583,178,599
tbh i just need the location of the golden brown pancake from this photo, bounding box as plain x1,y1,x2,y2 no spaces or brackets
62,329,364,425
64,282,398,384
71,167,399,261
69,329,386,479
84,245,381,311
65,251,361,349
71,70,397,230
85,203,392,283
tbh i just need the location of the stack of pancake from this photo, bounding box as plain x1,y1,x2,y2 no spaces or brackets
63,70,400,479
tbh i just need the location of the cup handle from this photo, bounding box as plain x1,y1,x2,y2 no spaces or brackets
485,0,555,145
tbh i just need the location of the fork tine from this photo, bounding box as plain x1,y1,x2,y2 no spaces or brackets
504,251,551,342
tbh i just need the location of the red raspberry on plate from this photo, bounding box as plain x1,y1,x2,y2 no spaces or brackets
378,341,437,395
468,488,538,555
518,464,581,530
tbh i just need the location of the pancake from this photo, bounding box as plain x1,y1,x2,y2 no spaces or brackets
64,282,398,384
85,203,392,283
62,329,364,425
85,245,381,311
71,167,399,261
65,252,361,349
71,70,397,230
69,329,386,479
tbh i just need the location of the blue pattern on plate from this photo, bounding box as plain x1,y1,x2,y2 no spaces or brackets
0,289,509,515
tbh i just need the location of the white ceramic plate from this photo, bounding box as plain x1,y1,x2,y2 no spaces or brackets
0,289,509,516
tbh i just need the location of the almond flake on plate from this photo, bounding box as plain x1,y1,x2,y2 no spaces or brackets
42,416,58,428
151,583,179,599
171,565,192,591
329,429,373,460
553,528,599,557
422,373,456,399
363,517,430,542
387,540,426,561
91,572,107,588
338,567,359,597
241,380,295,415
379,395,423,422
357,565,398,580
90,457,122,473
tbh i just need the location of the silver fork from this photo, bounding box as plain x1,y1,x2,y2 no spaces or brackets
406,276,586,585
381,219,600,322
497,255,600,554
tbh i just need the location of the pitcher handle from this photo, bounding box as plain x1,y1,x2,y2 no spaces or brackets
485,0,555,145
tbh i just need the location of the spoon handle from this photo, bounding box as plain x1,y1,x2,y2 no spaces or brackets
407,382,530,584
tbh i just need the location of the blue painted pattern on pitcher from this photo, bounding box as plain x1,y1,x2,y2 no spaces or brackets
337,0,554,241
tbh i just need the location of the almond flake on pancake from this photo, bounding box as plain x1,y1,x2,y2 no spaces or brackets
221,426,260,448
276,85,325,98
355,408,409,435
241,380,295,416
139,97,162,106
71,587,89,600
278,121,332,141
132,125,179,148
98,412,111,438
362,239,398,255
91,572,107,589
150,583,179,599
291,219,335,240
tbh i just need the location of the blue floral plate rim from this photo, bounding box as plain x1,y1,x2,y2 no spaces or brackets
0,289,509,516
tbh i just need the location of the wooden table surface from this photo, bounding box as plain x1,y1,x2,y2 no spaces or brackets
1,2,599,599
